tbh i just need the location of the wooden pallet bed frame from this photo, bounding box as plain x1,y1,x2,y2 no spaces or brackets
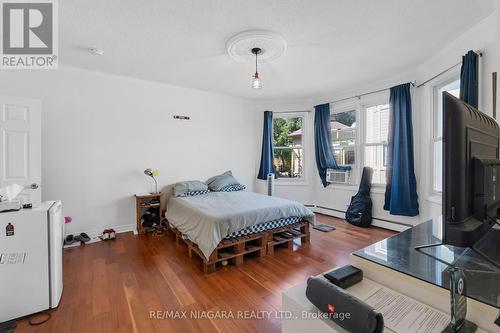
169,220,310,273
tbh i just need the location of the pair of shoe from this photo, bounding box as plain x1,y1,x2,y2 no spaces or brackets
100,229,116,241
64,232,91,245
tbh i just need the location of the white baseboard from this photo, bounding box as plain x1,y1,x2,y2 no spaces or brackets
64,204,408,241
371,219,409,232
65,223,136,239
312,205,411,232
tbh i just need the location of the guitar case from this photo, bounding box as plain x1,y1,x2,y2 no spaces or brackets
345,167,374,228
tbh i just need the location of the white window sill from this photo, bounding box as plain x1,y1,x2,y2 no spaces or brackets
426,193,442,205
325,183,358,191
323,183,386,193
275,180,309,187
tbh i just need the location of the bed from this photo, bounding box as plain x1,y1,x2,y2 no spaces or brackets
165,190,315,272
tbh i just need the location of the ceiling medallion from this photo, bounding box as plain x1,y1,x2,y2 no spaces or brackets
225,30,287,62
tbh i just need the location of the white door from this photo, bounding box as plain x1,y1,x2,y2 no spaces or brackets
0,95,41,204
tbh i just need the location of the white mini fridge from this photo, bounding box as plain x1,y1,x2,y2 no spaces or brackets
0,201,64,322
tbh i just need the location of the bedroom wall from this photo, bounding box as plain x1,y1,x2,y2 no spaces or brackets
254,12,498,230
416,13,498,222
0,66,259,235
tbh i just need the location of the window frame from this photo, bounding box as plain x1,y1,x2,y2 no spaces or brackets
431,70,461,194
326,93,390,189
329,103,359,185
361,94,390,187
272,112,308,185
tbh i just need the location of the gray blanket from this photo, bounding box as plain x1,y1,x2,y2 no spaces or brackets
165,191,315,259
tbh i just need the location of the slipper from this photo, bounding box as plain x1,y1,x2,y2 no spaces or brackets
64,234,75,245
74,234,81,242
79,232,91,243
109,229,116,240
99,229,110,241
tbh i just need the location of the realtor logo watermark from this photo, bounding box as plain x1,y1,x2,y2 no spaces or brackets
1,0,58,69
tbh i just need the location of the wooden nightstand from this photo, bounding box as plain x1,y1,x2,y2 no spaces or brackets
134,192,163,235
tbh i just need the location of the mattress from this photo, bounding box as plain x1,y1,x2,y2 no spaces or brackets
165,191,315,259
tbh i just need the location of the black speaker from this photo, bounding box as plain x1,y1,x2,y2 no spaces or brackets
306,276,384,333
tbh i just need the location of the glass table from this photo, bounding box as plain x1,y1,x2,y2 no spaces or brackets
353,217,500,309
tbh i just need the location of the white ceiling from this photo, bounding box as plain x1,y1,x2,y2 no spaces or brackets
61,0,496,100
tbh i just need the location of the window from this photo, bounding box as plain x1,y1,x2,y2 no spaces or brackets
364,103,390,184
273,115,304,179
433,78,460,192
331,110,356,166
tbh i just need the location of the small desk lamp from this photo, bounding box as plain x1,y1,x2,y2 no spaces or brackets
143,168,159,193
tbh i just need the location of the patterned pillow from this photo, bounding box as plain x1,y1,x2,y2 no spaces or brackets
219,184,246,192
178,189,210,197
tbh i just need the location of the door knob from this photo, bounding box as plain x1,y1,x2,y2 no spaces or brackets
30,183,39,189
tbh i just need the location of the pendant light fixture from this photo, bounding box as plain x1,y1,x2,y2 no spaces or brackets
226,31,287,90
251,47,262,89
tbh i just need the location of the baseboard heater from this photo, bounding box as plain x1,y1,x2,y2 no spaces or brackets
314,205,413,228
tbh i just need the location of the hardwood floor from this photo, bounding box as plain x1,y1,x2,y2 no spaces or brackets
15,214,395,333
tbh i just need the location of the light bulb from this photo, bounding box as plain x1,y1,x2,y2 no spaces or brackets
252,73,262,89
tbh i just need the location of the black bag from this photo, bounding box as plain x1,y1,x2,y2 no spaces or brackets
345,167,373,227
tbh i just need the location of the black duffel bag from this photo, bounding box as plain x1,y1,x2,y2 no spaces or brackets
345,167,374,227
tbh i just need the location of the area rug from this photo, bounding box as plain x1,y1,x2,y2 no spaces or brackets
312,224,336,232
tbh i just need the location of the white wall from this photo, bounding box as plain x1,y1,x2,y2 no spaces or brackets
0,66,259,235
416,13,498,221
255,13,498,230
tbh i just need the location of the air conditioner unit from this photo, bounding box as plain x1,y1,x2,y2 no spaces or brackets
326,169,351,184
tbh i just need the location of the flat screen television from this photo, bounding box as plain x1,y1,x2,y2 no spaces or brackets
443,92,500,247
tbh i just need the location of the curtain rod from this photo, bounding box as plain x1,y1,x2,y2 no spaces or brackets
273,110,311,114
415,62,461,88
330,84,415,104
328,50,483,104
417,50,482,88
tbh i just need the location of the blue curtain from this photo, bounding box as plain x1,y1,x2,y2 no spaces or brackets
257,111,275,180
459,50,479,108
314,103,350,187
384,83,419,216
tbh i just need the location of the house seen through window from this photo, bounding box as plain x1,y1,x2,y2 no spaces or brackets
331,110,356,167
273,116,304,179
